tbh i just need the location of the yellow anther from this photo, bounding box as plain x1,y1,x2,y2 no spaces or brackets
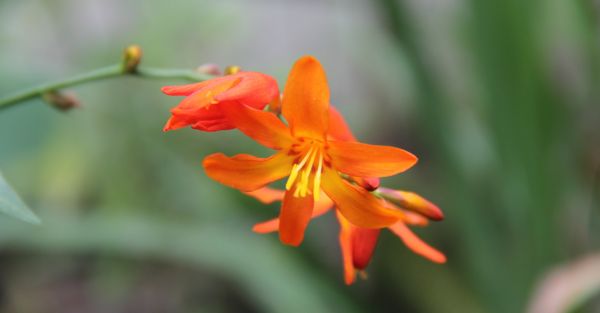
285,146,315,191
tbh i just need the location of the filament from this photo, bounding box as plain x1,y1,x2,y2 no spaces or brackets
313,149,323,201
285,145,315,191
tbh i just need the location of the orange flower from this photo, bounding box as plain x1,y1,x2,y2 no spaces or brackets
246,187,446,284
203,56,418,246
162,71,279,132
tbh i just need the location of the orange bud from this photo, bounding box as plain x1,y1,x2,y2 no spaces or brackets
351,228,380,269
379,188,444,221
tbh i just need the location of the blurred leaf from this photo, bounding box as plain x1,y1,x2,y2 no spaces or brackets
0,171,40,224
0,212,362,313
527,253,600,313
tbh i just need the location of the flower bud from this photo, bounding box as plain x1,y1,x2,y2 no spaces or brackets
196,63,221,76
351,228,380,269
224,65,241,75
122,45,142,73
42,91,80,111
379,188,444,221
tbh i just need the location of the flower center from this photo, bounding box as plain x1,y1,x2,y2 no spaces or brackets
285,142,325,201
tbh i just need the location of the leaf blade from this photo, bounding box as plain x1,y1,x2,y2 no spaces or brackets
0,172,41,224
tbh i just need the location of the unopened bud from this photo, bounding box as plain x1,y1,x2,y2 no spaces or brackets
122,45,143,73
42,91,80,111
379,188,444,221
353,176,380,191
224,65,241,75
351,228,380,270
196,63,221,76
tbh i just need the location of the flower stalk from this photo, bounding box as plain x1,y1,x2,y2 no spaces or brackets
0,45,214,111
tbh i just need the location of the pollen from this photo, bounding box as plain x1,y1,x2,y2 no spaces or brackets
285,143,324,201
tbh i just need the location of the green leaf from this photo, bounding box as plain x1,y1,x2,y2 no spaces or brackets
0,172,41,224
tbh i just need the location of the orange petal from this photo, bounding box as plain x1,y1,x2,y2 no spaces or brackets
215,72,279,109
191,118,234,132
328,141,418,178
164,101,226,132
170,79,241,114
161,80,213,96
281,56,330,139
321,169,403,228
351,227,381,270
388,222,446,264
244,187,285,204
221,104,292,150
203,152,293,192
163,116,191,132
251,192,333,234
402,210,430,226
279,189,314,246
336,212,357,285
252,219,280,234
328,106,356,141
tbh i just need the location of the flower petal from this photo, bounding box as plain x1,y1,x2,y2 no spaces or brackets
351,227,380,270
388,222,446,264
164,102,229,132
336,212,356,285
203,152,293,192
402,210,430,226
278,189,314,246
244,187,286,204
252,219,280,234
161,80,213,96
170,79,241,114
326,107,381,190
328,141,418,178
321,169,403,228
251,191,334,234
328,106,356,141
281,56,330,139
214,72,279,109
221,104,292,150
163,116,191,132
191,118,234,132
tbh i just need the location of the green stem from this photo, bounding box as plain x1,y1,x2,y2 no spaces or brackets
0,64,213,111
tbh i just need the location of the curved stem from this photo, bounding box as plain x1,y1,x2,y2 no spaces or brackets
0,64,213,111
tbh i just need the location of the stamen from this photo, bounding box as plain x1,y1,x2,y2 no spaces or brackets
293,185,302,197
313,149,323,201
299,147,318,197
285,164,300,190
285,145,315,191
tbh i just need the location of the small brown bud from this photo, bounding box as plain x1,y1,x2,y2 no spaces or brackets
196,63,221,76
42,91,80,111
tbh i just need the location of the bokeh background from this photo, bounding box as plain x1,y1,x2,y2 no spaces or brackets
1,0,600,312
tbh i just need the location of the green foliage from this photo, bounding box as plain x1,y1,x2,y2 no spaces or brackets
0,171,40,224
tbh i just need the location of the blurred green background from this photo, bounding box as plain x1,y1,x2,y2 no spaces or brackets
1,0,599,312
